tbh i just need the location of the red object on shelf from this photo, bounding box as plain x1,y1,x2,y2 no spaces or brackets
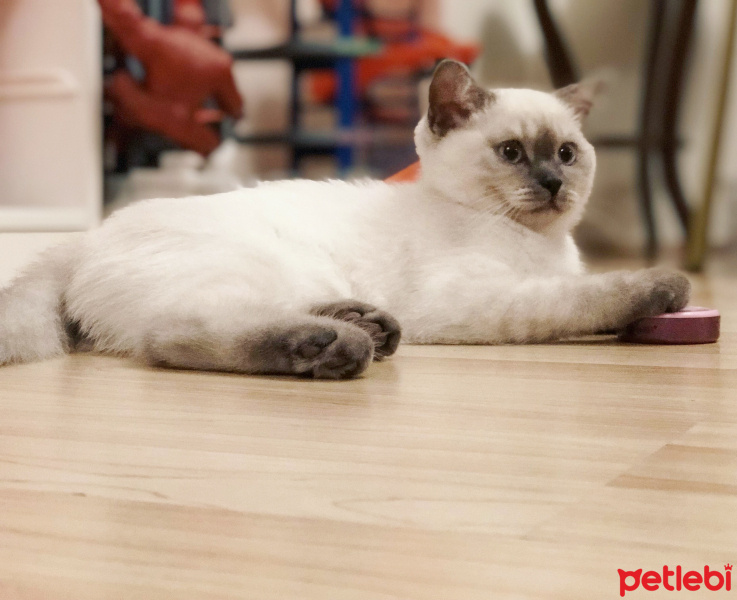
173,0,206,31
309,28,480,104
100,0,243,155
386,161,421,183
173,0,222,39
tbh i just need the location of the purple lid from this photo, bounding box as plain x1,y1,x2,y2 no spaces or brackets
618,306,720,345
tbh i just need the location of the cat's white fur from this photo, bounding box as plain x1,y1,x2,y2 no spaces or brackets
0,62,689,376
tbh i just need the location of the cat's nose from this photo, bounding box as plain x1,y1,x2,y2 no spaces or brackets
538,175,562,198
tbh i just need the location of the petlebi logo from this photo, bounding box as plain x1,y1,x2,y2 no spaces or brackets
618,564,732,596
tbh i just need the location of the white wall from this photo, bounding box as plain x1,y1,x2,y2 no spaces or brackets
0,0,102,231
432,0,737,251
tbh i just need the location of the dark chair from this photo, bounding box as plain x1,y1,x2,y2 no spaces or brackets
532,0,697,258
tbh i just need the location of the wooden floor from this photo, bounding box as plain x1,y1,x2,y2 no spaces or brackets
1,234,736,599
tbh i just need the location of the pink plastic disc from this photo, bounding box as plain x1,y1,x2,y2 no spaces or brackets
618,306,720,345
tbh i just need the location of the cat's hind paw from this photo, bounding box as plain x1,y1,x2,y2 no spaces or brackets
286,321,374,379
310,300,402,359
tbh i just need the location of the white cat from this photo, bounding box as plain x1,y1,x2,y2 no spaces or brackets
0,60,689,379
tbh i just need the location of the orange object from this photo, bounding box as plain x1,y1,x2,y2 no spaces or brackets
173,0,207,31
386,161,421,183
309,29,480,104
173,0,222,39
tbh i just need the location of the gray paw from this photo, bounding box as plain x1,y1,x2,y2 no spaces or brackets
310,300,401,359
627,268,691,322
285,321,374,380
294,328,338,360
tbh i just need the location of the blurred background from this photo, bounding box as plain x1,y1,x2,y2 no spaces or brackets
1,0,736,267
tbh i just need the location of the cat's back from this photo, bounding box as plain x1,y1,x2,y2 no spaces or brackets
101,178,394,240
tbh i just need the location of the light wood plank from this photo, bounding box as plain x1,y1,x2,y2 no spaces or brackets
1,240,736,598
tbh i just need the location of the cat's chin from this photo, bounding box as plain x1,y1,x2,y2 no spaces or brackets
511,204,573,233
528,202,564,214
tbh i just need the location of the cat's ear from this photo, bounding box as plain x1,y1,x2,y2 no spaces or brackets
427,59,493,138
554,79,604,123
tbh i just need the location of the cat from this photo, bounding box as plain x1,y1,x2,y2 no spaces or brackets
0,59,690,379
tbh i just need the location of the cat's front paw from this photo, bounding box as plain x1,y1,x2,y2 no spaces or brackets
625,268,691,323
310,300,402,359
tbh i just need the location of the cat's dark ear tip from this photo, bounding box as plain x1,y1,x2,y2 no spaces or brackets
432,59,471,77
427,58,491,138
554,77,605,122
579,77,608,98
435,58,469,68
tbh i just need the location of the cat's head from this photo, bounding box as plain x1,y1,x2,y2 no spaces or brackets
415,59,599,234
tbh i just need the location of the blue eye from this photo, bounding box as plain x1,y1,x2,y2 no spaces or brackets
497,140,525,164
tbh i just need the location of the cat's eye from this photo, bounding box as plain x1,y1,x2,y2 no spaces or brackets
558,142,577,165
497,140,525,164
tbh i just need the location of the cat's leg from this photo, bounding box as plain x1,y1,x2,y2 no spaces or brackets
309,300,401,359
141,311,375,379
405,268,691,344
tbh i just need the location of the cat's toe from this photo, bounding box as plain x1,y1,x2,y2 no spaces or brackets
309,325,374,379
660,271,691,313
294,328,338,360
627,268,692,323
353,309,401,358
287,322,373,379
310,300,402,359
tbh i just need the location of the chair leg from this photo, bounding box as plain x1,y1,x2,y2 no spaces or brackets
686,0,737,270
637,148,658,260
531,0,579,87
638,0,667,258
661,0,698,233
662,147,690,232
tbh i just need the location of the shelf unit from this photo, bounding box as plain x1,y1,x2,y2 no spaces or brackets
230,0,382,172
